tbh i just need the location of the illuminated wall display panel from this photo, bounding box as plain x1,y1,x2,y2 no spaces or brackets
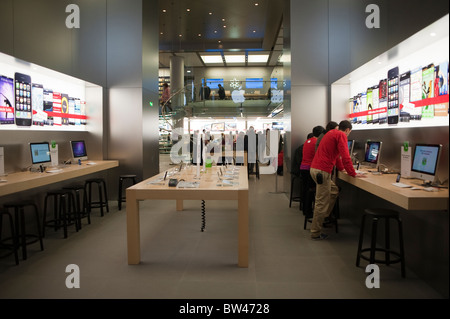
332,14,449,130
0,51,101,131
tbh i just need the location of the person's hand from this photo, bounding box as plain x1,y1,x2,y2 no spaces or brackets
355,173,367,178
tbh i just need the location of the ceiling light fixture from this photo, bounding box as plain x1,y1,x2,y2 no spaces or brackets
162,9,166,12
224,55,246,63
201,55,224,64
186,8,190,12
248,54,269,63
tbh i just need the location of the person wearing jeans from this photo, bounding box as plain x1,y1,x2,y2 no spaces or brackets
309,120,365,240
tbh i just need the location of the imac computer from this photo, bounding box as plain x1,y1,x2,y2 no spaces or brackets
70,140,88,162
363,141,382,170
348,140,354,155
30,142,51,169
410,143,442,186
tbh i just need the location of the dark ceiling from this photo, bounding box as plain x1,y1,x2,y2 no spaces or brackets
158,0,284,68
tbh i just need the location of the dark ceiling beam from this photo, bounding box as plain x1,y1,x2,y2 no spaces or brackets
262,0,283,50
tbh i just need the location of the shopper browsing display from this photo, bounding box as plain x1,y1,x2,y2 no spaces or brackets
309,120,366,240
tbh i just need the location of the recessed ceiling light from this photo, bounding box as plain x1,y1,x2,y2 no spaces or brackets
218,40,222,43
179,34,182,37
222,18,226,21
255,3,259,6
186,8,190,12
162,9,166,12
201,55,224,64
209,12,213,15
253,30,256,33
224,55,246,63
223,25,227,28
198,33,202,37
214,30,218,33
160,32,163,35
248,54,269,63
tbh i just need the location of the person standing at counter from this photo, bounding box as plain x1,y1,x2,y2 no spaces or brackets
309,120,365,240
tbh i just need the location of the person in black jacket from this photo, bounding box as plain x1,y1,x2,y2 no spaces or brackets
218,84,226,100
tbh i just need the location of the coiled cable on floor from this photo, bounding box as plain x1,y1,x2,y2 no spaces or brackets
201,200,206,232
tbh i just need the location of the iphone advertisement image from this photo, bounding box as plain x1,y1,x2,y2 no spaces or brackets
14,72,32,126
0,75,14,124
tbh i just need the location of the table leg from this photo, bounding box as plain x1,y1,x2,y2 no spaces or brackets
126,190,140,264
176,199,183,211
238,189,249,267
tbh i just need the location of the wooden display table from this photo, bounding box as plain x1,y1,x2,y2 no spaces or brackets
126,165,249,267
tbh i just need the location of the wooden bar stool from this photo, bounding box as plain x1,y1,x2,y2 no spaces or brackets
3,200,44,260
356,208,406,278
118,174,137,211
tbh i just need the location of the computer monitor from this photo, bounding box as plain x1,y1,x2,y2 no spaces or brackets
70,140,88,161
410,143,442,186
348,140,354,155
30,142,51,168
363,141,382,169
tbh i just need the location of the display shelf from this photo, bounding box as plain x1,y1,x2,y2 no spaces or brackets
0,51,101,132
331,14,449,130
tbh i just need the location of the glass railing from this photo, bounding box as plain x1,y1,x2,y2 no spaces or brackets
159,79,285,119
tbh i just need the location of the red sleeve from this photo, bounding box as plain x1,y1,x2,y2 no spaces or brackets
338,133,356,177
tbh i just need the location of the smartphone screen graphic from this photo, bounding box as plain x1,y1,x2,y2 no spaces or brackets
43,88,53,125
421,64,435,119
52,92,62,126
366,88,373,124
68,97,75,125
32,83,44,126
14,72,32,126
378,79,388,124
0,75,15,124
387,67,399,124
410,67,422,120
399,71,411,121
61,93,69,125
372,85,379,124
74,98,81,125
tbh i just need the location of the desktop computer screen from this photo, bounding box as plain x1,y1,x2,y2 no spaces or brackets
30,142,51,165
410,143,442,185
70,140,88,161
363,141,382,169
348,140,354,155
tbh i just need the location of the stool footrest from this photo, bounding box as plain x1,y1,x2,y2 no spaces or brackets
359,248,403,264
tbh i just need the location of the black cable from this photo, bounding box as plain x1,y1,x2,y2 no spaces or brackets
201,200,206,232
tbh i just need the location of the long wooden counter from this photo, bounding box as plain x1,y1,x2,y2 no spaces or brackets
0,160,119,197
337,169,448,211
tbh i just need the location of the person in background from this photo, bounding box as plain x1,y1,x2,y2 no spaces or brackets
299,125,325,217
160,83,172,112
309,120,366,240
218,84,226,100
315,121,338,151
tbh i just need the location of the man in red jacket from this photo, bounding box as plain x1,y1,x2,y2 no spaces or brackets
309,120,365,240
